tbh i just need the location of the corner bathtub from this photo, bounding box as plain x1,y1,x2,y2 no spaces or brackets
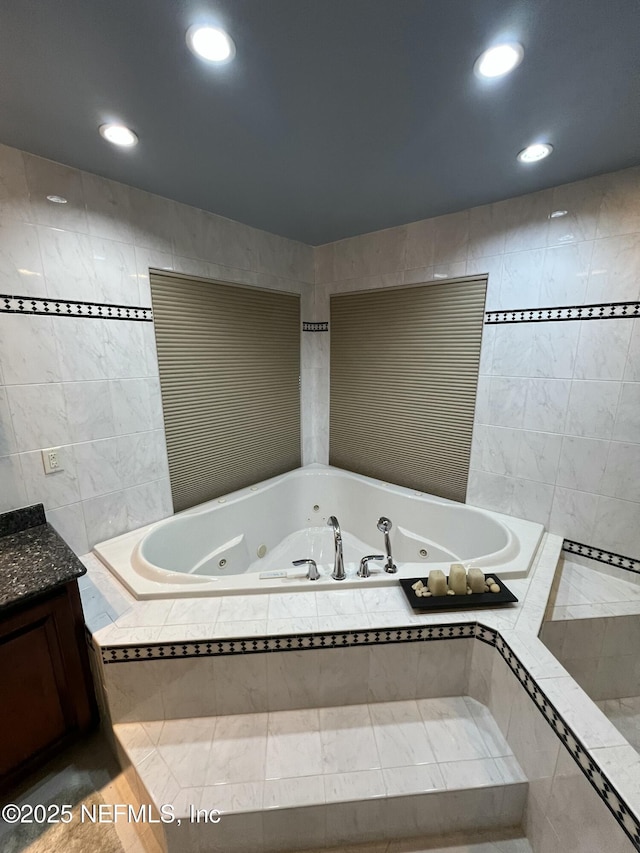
94,465,543,599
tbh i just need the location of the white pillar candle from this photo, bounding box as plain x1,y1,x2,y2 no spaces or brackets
468,567,486,594
427,569,448,596
449,563,467,595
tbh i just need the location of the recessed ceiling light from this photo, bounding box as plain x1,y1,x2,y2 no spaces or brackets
187,25,235,63
517,143,553,163
46,194,68,204
474,43,524,78
550,209,568,218
99,124,138,147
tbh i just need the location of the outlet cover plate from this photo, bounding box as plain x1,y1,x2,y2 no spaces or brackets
41,447,63,474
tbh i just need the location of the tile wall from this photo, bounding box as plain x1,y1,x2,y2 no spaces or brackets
0,143,314,552
1,138,638,562
313,166,640,560
99,637,473,723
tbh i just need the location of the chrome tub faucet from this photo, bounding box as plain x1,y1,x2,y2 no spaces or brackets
327,516,346,581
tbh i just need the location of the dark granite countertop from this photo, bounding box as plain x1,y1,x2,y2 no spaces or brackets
0,504,86,612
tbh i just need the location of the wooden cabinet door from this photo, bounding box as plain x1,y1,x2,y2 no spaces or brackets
0,583,96,783
0,614,68,774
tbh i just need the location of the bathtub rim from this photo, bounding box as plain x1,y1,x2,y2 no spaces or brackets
134,462,518,579
93,464,544,600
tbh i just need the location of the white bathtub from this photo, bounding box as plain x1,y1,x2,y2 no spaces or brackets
94,465,543,598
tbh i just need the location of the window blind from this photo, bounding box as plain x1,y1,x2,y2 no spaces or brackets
150,271,301,512
329,276,487,503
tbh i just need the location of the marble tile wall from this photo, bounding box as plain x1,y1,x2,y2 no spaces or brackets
313,166,640,560
0,143,314,551
100,637,473,723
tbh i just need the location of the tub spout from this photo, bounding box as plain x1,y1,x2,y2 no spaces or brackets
377,516,397,573
327,516,346,581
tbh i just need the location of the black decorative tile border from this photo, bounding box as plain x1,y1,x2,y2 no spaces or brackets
302,321,329,332
493,627,640,850
563,539,640,576
485,300,640,325
100,618,640,845
101,621,476,663
474,623,498,646
0,294,153,322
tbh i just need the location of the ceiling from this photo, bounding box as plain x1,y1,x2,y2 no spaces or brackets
1,0,639,245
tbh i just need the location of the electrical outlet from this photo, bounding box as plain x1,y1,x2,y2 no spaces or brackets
42,447,63,475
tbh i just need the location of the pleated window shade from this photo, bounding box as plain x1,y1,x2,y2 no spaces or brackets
150,271,301,512
330,276,487,503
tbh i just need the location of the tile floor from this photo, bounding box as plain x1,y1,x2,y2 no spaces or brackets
0,730,161,853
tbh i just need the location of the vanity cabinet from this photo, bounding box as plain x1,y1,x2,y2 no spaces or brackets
0,579,97,791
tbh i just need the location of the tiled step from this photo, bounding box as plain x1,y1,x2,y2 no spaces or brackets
115,696,528,853
300,833,533,852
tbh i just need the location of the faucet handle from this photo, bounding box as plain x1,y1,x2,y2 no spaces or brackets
357,555,385,578
292,558,320,581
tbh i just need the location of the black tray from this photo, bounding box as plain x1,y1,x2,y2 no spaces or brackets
399,573,518,611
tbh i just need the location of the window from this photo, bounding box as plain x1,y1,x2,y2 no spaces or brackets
151,271,301,511
330,276,487,502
